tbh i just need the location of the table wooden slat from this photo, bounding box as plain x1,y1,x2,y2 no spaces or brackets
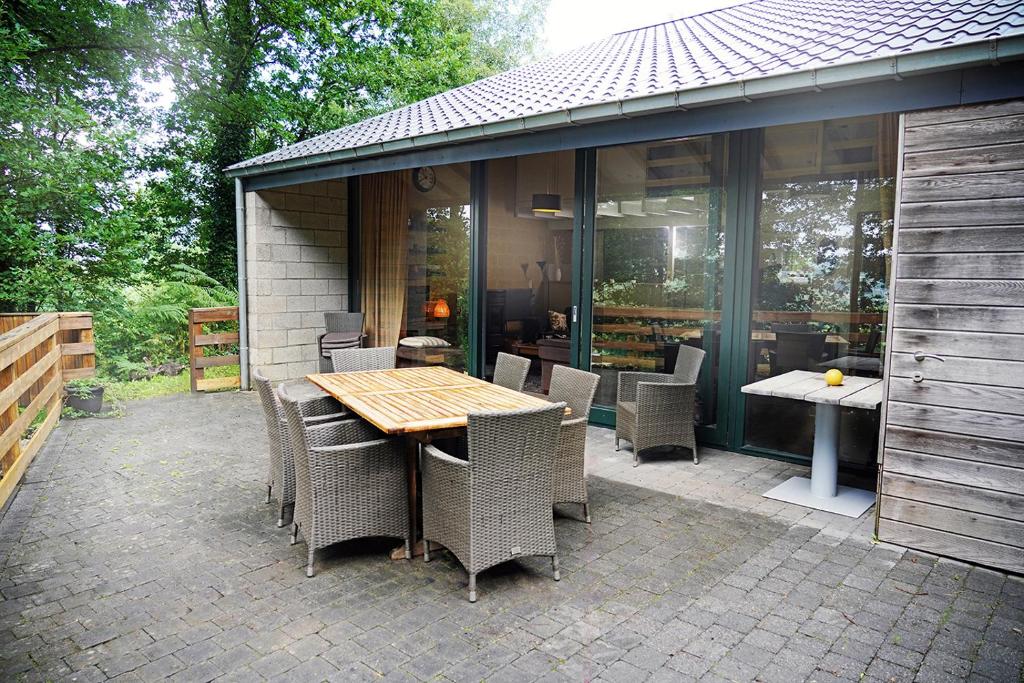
307,366,560,434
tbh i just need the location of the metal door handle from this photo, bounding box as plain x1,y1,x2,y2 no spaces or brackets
913,351,944,363
912,372,924,383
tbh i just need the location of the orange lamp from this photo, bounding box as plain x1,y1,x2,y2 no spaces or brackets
433,298,450,318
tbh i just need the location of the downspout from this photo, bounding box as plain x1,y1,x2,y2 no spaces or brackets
235,177,250,390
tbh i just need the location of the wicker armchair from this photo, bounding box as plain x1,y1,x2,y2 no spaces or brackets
252,368,346,527
330,346,396,373
615,345,706,467
278,384,409,576
422,403,565,602
547,366,600,523
492,351,530,392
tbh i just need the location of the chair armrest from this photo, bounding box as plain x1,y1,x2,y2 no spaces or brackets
304,411,350,424
310,438,394,456
421,444,469,470
304,418,382,448
299,395,346,419
617,371,671,403
561,415,589,430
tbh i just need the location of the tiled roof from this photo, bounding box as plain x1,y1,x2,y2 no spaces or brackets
229,0,1024,172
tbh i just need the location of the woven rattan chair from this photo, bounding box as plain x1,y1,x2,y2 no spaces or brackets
253,369,346,527
422,402,565,602
330,346,396,373
492,351,530,392
616,345,706,467
278,383,410,576
547,366,600,523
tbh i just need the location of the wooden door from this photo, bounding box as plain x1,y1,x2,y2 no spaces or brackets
877,100,1024,574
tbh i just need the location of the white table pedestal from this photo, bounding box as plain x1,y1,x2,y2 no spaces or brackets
741,371,882,519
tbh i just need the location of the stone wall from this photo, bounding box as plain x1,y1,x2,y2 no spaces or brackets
244,180,348,381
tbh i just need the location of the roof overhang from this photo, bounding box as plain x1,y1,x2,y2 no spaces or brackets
227,35,1024,181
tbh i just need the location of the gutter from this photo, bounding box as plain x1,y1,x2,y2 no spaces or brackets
225,34,1024,179
235,177,250,391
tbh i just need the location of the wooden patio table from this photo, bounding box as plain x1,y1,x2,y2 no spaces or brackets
307,365,566,559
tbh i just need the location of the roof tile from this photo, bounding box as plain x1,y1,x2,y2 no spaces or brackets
230,0,1024,171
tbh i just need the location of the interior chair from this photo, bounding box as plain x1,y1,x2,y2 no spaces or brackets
492,351,531,392
278,383,409,577
769,331,827,375
421,402,566,602
252,368,346,527
318,312,366,371
616,345,706,466
330,346,396,373
547,366,601,522
771,323,811,333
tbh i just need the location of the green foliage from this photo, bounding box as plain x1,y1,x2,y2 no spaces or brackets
156,0,549,284
0,0,159,312
1,0,549,388
65,377,107,399
96,265,237,378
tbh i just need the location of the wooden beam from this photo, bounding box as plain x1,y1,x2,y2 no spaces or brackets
194,332,240,347
0,373,61,465
0,315,58,372
0,384,61,511
0,346,59,416
195,376,241,392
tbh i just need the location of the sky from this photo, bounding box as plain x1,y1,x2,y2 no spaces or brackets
542,0,744,55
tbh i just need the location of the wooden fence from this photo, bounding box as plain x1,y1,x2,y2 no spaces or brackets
0,312,95,510
188,306,241,392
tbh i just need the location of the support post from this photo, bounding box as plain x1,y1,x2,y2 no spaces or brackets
235,177,249,390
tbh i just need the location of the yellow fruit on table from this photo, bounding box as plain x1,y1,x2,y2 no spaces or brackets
824,369,844,386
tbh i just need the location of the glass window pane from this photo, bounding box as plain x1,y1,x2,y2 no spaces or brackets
744,115,898,462
592,135,728,431
485,152,574,392
406,163,470,371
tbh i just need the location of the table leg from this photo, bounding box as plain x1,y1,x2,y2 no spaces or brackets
810,403,840,498
390,438,420,560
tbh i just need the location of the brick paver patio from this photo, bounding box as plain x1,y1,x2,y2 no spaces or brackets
0,391,1021,682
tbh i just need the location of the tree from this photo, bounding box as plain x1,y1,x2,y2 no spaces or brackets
0,0,158,311
154,0,549,285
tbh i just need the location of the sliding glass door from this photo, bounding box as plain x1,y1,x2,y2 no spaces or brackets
587,134,730,444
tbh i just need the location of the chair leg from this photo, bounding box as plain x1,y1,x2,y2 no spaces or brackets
633,450,639,467
404,538,412,560
276,504,286,528
583,503,591,524
692,446,700,465
468,573,477,603
289,523,298,545
265,484,272,504
423,539,430,562
614,437,620,451
552,556,561,582
306,548,316,578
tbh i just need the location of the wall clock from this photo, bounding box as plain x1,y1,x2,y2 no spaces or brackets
412,166,436,192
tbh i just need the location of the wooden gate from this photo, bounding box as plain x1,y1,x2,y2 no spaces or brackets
876,100,1024,573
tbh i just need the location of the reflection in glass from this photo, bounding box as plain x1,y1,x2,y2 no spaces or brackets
485,152,575,393
744,115,897,462
407,165,470,371
592,135,728,433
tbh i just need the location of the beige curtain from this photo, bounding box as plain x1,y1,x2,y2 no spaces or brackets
360,172,409,347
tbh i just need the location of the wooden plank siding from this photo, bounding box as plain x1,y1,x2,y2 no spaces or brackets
877,100,1024,574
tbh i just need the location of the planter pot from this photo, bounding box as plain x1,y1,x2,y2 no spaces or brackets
66,387,104,413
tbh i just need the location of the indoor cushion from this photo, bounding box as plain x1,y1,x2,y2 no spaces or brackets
399,336,451,348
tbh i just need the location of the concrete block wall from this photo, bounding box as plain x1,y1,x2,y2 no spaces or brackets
244,180,348,381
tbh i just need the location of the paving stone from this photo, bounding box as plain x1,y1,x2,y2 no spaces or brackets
0,393,1020,683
